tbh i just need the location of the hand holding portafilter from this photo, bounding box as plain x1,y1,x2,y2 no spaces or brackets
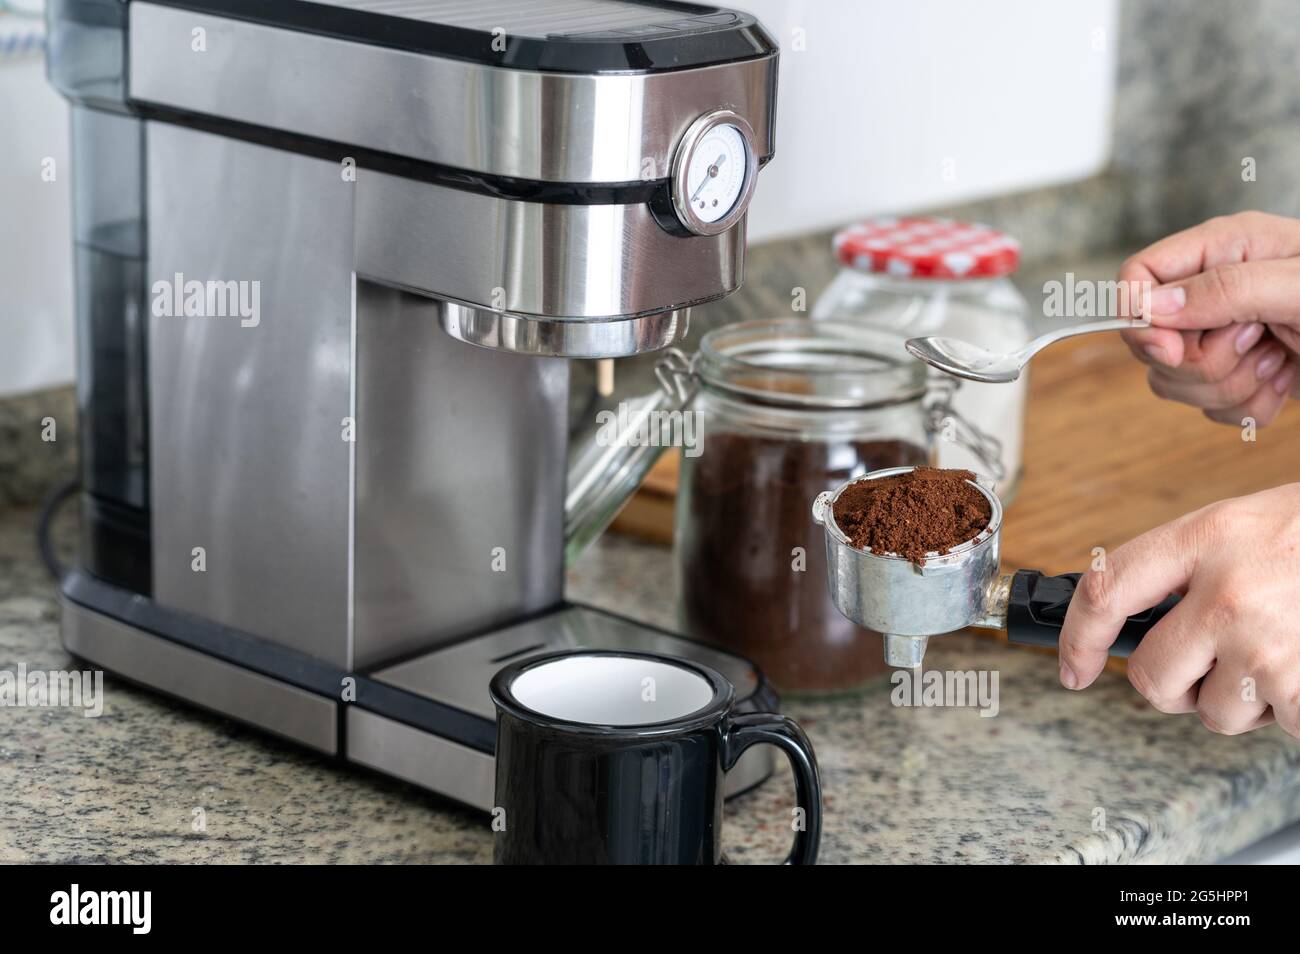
812,467,1179,668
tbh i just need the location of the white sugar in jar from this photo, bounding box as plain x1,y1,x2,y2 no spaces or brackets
812,216,1031,501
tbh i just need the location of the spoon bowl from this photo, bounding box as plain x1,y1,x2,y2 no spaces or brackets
905,337,1025,383
906,318,1150,384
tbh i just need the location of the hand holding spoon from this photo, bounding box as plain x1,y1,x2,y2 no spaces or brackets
905,318,1150,383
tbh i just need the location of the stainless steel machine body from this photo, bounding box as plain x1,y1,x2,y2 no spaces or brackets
48,0,779,808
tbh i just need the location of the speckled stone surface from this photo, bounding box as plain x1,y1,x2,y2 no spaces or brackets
0,387,76,509
3,505,1299,864
0,507,490,864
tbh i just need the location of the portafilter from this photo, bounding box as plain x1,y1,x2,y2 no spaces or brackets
812,466,1179,668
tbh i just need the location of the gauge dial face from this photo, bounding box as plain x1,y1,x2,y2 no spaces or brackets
682,124,748,225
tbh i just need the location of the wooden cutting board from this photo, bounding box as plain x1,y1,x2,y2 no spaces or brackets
610,333,1300,661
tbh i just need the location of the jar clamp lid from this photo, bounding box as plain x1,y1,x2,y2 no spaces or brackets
922,374,1006,482
694,318,927,410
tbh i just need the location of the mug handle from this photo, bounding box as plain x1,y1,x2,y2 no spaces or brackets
722,713,823,865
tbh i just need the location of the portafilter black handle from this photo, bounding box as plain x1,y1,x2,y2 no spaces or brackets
1006,569,1180,658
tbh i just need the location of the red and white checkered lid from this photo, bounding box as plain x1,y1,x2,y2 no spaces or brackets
833,216,1021,279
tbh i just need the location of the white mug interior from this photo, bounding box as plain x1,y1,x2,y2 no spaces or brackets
509,655,716,727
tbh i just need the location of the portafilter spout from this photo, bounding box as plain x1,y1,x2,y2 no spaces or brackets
812,467,1180,668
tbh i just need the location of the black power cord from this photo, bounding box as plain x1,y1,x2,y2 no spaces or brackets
36,476,78,582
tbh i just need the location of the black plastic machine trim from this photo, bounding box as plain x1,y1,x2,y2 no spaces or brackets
129,103,674,206
62,570,500,753
61,572,779,755
59,0,776,205
144,0,778,75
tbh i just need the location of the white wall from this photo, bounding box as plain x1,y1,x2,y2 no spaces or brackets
0,11,73,398
736,0,1119,244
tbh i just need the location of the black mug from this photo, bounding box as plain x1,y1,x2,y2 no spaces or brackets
489,649,822,865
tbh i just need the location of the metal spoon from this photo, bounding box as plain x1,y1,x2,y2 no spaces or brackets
905,318,1150,383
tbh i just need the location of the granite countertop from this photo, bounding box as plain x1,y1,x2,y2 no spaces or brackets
3,505,1300,864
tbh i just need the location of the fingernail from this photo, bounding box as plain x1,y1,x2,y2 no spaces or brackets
1143,344,1170,365
1273,363,1296,395
1060,662,1078,690
1148,286,1186,315
1234,322,1265,355
1256,348,1284,380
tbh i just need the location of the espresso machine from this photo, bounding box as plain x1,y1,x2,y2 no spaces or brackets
46,0,779,809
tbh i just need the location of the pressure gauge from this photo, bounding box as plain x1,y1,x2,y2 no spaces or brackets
670,110,759,236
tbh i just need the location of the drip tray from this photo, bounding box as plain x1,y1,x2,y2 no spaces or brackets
349,604,777,810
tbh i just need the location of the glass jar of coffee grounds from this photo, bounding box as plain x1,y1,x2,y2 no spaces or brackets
673,319,932,695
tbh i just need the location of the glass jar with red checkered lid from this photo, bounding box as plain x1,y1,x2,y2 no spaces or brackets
812,216,1031,501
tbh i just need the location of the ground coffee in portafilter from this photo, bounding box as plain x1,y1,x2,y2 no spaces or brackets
831,466,991,565
678,434,927,693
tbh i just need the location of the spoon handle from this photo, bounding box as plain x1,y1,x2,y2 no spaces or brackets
1016,318,1150,363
